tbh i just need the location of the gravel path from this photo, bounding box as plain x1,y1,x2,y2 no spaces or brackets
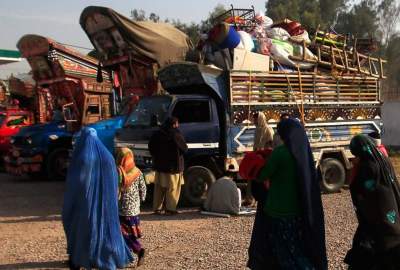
0,173,360,270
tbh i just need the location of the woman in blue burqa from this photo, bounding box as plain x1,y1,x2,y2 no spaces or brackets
62,127,133,270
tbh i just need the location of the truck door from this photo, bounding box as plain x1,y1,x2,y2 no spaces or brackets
171,98,220,151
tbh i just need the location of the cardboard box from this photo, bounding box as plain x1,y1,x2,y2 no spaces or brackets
233,48,269,72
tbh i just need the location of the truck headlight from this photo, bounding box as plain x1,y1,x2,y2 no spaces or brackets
49,134,59,140
26,137,32,144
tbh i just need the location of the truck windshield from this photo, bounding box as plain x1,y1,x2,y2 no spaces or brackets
125,96,172,127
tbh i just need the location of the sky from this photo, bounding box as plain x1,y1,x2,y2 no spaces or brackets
0,0,266,79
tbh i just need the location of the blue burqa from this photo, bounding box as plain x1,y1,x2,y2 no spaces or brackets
62,128,133,270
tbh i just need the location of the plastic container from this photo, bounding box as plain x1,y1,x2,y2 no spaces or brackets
218,26,241,49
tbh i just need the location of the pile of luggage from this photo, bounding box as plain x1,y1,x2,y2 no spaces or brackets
198,6,385,78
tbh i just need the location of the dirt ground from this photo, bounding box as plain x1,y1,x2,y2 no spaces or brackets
0,157,399,270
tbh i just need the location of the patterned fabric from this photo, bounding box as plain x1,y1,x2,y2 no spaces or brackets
120,216,142,254
116,147,142,189
268,216,315,270
119,173,146,217
345,134,400,269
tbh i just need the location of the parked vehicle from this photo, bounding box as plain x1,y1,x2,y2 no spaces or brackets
4,35,114,180
76,6,193,155
0,107,33,155
115,62,383,205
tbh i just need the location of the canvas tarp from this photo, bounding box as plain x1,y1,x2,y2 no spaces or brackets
80,6,193,67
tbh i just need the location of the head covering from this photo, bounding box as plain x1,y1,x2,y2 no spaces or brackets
253,112,275,150
116,147,142,189
276,118,327,270
62,127,133,269
349,134,400,251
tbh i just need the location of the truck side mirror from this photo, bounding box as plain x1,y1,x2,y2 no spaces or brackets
62,103,78,122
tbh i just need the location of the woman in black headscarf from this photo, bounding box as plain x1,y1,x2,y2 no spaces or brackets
257,118,327,270
345,134,400,269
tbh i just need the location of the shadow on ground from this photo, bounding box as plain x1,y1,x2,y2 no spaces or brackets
0,260,66,269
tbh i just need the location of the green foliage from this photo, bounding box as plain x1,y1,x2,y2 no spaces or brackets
266,0,300,22
335,0,380,38
129,4,227,44
384,34,400,94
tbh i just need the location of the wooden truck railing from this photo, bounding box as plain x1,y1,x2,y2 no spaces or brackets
230,71,380,106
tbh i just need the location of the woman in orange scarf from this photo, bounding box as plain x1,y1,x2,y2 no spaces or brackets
115,147,147,266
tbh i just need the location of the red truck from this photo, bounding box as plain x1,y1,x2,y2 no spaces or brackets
0,106,33,155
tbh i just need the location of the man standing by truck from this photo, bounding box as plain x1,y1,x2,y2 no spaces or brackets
149,117,188,215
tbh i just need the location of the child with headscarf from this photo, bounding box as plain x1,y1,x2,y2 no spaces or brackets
115,147,147,266
253,112,274,150
345,134,400,269
62,128,133,270
256,118,327,270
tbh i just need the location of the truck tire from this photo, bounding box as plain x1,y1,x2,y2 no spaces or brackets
46,148,70,181
183,166,216,206
320,158,346,193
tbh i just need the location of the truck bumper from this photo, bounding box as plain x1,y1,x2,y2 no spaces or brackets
4,154,43,175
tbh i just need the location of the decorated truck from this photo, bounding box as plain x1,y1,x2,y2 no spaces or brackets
72,6,193,155
114,62,383,205
79,6,193,100
4,34,114,179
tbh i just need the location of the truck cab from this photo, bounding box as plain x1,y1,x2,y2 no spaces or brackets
116,94,222,205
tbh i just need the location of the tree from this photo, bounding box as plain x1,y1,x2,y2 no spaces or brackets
130,9,146,21
382,34,400,99
335,0,380,38
266,0,322,29
266,0,300,22
378,0,400,48
149,13,160,23
319,0,348,27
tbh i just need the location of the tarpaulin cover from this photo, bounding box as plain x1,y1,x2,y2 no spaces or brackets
62,127,133,270
80,6,193,67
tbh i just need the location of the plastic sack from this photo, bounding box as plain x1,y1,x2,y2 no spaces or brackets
255,12,273,29
291,30,311,44
239,149,272,180
235,31,255,51
266,27,291,41
270,39,315,69
272,19,305,36
257,38,272,55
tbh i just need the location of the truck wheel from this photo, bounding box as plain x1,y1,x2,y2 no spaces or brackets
46,148,70,181
320,158,346,193
183,166,216,206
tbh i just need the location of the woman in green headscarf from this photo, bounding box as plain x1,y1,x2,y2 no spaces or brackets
345,134,400,269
